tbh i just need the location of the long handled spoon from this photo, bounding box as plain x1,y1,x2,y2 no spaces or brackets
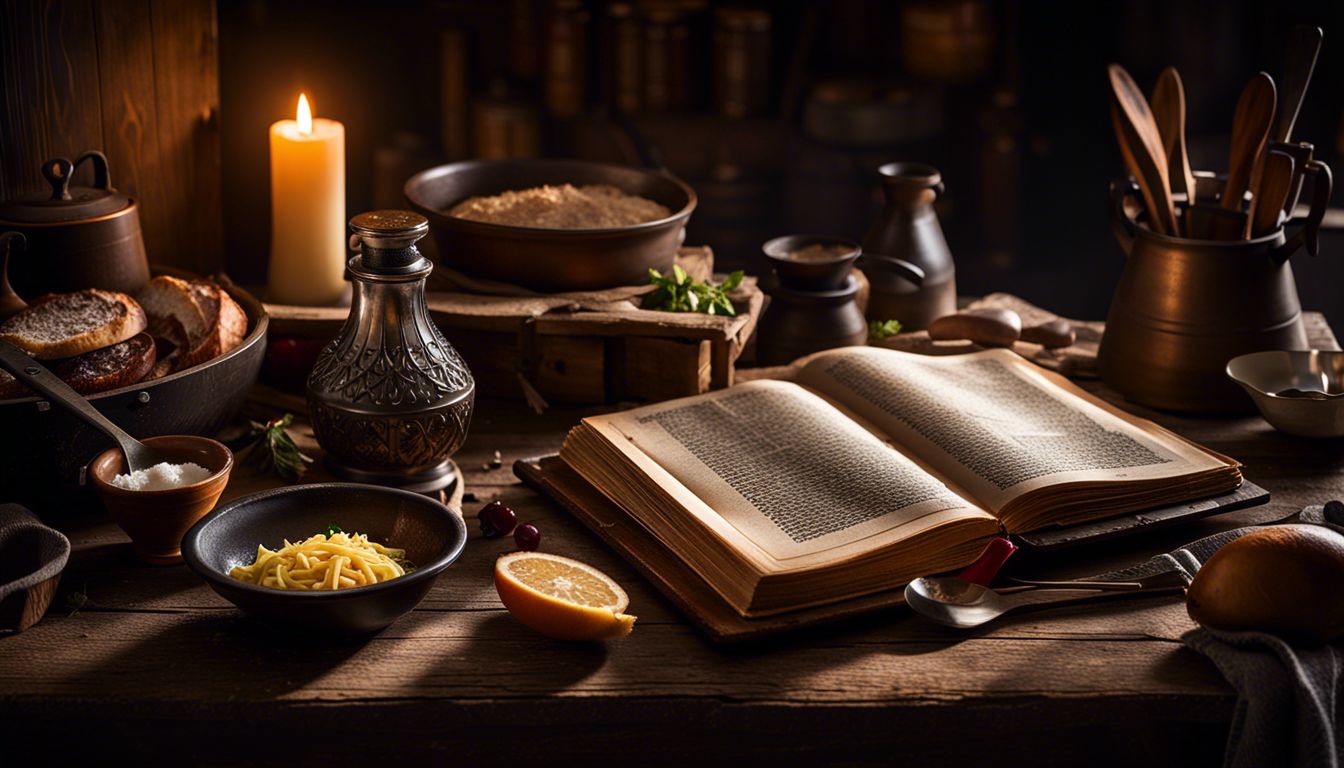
0,340,176,472
1248,149,1296,238
1108,64,1179,235
1275,25,1323,143
1151,67,1197,210
1221,72,1277,211
905,570,1189,630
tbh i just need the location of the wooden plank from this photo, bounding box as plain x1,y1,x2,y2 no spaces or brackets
92,0,168,267
0,391,1277,762
146,0,223,274
0,0,105,199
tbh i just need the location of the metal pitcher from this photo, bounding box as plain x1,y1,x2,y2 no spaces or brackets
1098,160,1331,414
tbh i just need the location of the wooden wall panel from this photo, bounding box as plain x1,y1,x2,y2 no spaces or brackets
0,0,223,276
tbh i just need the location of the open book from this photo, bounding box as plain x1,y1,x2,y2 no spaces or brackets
560,346,1242,617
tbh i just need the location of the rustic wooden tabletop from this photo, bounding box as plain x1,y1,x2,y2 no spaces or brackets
4,346,1343,766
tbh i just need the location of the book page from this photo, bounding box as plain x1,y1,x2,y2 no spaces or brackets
796,346,1231,512
592,379,991,562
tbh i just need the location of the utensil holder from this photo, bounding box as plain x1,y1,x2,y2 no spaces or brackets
1099,160,1332,413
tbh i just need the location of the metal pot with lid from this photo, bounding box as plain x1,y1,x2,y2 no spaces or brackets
0,150,149,297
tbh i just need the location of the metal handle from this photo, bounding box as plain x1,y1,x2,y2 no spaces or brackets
856,255,926,286
39,151,113,201
1009,571,1189,592
1109,178,1139,256
73,150,113,190
1273,159,1332,263
42,158,75,201
0,340,141,462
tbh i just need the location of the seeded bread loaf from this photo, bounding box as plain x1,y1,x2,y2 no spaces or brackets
0,289,147,360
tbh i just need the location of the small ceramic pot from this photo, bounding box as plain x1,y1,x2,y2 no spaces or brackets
762,234,861,291
88,436,234,564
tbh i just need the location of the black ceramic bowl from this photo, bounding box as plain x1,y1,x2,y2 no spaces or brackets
182,483,467,635
762,234,861,291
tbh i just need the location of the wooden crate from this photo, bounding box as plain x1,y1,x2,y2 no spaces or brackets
265,248,763,407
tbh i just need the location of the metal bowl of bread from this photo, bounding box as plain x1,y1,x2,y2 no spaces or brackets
404,158,696,292
0,273,267,505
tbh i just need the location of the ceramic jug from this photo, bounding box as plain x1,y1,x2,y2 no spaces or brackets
860,162,957,330
1099,163,1331,414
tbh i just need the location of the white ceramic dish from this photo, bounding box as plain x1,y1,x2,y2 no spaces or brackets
1226,350,1344,438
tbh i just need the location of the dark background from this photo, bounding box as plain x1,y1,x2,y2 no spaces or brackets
217,0,1344,325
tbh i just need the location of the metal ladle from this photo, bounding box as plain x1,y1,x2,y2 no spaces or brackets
0,340,178,472
904,571,1190,630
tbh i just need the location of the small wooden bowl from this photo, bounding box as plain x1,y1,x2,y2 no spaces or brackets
89,436,234,565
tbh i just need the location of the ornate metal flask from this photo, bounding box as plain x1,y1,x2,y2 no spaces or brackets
306,210,475,493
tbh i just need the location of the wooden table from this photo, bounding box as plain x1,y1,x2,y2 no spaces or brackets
3,376,1343,766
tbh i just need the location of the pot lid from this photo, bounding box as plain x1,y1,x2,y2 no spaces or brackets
0,151,128,223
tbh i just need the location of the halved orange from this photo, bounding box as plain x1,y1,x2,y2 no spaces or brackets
494,552,637,640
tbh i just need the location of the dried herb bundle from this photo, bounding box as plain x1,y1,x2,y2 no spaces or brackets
240,414,314,481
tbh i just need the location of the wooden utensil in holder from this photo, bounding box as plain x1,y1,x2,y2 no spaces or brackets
1099,163,1331,414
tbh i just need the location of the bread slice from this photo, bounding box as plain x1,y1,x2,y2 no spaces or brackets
0,289,147,359
138,276,208,340
184,281,247,367
55,332,157,394
143,316,190,380
0,331,157,398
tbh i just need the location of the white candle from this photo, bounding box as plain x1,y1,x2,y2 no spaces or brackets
267,93,346,306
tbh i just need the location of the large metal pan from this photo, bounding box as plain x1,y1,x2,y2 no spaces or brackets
0,276,268,510
404,158,696,292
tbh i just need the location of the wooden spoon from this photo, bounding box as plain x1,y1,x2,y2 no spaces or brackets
1248,149,1295,238
1275,25,1323,143
1221,72,1277,211
1151,67,1197,209
1108,64,1179,236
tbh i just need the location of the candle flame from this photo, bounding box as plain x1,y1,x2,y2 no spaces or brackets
296,93,312,135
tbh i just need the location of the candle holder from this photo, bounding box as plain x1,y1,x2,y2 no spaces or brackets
306,210,475,493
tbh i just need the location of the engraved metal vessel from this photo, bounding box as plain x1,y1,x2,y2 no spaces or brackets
306,211,474,493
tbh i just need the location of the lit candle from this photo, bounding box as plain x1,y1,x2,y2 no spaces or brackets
267,93,346,306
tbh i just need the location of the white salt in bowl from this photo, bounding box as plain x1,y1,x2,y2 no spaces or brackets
88,436,233,564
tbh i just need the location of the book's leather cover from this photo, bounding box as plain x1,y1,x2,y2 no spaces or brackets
514,456,1269,643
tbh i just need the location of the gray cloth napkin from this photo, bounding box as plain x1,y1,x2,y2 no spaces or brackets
1184,627,1342,768
1180,506,1344,768
0,503,70,604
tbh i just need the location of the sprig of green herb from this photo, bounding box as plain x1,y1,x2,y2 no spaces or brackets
65,586,89,617
240,413,314,481
324,524,343,537
645,265,744,316
868,319,904,341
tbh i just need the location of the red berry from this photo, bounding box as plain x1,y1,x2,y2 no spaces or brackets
478,500,517,538
514,523,541,551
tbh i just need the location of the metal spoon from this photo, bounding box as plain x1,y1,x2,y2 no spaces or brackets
0,340,176,472
904,570,1189,629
